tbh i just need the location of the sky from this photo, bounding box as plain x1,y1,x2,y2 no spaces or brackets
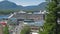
0,0,45,6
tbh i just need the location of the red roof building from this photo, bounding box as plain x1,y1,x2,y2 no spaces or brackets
0,21,7,25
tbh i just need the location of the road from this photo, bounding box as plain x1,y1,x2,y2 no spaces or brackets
11,22,24,34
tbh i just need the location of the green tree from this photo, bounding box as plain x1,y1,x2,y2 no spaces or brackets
0,9,20,15
3,25,9,34
39,0,60,34
26,10,34,13
20,26,30,34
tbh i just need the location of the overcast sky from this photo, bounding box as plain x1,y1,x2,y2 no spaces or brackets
0,0,45,6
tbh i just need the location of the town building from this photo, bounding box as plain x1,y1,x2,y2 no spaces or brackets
10,10,45,26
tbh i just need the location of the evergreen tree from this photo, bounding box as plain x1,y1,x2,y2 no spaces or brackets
3,25,9,34
39,0,60,34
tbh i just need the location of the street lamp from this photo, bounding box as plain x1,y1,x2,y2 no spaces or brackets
56,11,60,34
57,12,60,24
57,11,60,24
57,18,60,24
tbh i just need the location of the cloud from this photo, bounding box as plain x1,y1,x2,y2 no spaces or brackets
0,0,2,1
0,0,3,1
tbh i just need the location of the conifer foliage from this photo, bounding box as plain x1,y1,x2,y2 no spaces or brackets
40,0,60,34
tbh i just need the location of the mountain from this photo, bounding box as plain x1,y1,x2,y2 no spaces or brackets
0,0,48,11
38,2,48,11
23,6,38,11
0,0,22,10
23,2,48,11
0,0,23,14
